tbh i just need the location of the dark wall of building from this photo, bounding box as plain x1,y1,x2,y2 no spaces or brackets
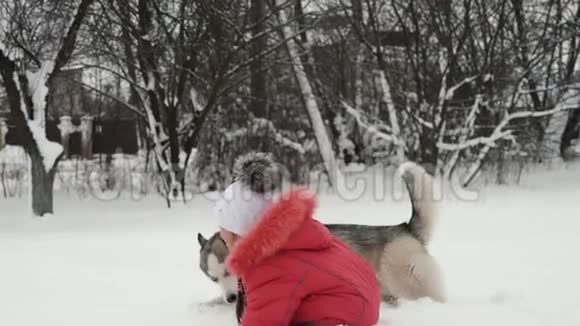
1,67,141,157
93,120,139,155
4,119,139,157
47,68,84,119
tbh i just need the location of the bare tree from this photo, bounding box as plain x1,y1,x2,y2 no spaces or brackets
249,0,268,123
0,0,95,216
276,0,344,186
83,0,315,198
332,0,580,184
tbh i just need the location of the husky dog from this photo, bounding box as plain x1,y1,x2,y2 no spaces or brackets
197,231,240,303
197,154,446,306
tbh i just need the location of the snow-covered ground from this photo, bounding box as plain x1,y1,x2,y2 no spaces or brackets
1,162,580,326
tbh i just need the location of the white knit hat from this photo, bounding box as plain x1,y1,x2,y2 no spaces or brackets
214,152,279,236
214,181,272,235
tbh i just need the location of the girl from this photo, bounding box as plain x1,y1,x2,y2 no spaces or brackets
214,153,381,326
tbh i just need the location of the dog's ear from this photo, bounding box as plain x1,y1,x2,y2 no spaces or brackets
197,233,208,247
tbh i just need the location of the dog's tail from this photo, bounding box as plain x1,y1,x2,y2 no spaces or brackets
398,162,437,244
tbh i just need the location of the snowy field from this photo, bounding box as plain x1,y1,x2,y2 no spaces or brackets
1,162,580,326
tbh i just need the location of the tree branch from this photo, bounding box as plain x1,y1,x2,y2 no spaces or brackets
51,0,96,77
70,79,147,120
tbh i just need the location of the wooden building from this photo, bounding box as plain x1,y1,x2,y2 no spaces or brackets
0,66,141,159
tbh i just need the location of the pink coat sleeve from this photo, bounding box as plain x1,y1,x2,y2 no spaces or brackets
241,265,304,326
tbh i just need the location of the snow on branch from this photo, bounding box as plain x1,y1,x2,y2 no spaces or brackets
508,103,580,120
23,63,63,172
441,95,482,141
25,61,54,126
438,104,579,152
0,41,19,64
436,94,580,186
0,0,94,173
190,87,204,112
434,50,448,127
253,118,305,154
438,130,514,151
445,75,479,101
25,0,93,172
405,74,486,132
221,117,305,154
407,110,434,129
441,95,483,176
146,71,156,91
27,121,63,171
277,0,342,186
375,69,405,161
11,72,29,120
142,96,169,172
341,100,404,146
1,62,63,173
0,42,8,58
10,64,63,172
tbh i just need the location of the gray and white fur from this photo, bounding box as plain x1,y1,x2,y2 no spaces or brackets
197,232,239,303
232,152,280,194
196,155,446,306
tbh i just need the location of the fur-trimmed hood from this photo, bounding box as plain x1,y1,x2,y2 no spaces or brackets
226,188,332,277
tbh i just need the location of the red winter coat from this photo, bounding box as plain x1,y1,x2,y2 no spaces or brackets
226,189,381,326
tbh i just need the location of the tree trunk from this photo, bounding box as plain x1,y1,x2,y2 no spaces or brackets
29,151,57,216
443,95,481,179
354,46,365,109
376,69,405,163
1,163,7,198
541,88,580,163
511,0,546,138
0,118,6,149
0,0,92,216
250,0,268,118
496,147,506,185
561,109,580,157
277,3,343,186
0,64,62,216
167,105,181,198
247,0,269,152
543,110,570,163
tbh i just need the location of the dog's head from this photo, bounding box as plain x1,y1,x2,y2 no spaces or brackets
197,232,238,304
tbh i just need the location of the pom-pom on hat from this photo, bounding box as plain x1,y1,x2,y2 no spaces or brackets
215,152,279,236
232,152,279,193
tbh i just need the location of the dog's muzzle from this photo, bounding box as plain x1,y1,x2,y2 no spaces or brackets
225,293,237,303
